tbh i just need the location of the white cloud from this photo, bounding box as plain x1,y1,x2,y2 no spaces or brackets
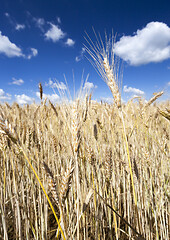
0,89,12,101
10,78,24,85
15,94,34,104
84,82,97,91
167,81,170,86
45,23,65,42
123,85,145,95
15,24,25,31
45,79,57,88
45,79,67,90
27,48,38,59
76,47,86,62
114,22,170,65
65,38,75,47
36,92,60,102
0,31,24,57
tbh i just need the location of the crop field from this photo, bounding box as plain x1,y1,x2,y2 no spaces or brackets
0,36,169,240
0,94,169,240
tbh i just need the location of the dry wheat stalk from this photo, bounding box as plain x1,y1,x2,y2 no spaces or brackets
71,100,80,153
143,91,164,109
104,146,112,183
39,82,43,101
158,107,170,121
49,100,58,117
60,164,74,205
43,162,59,206
82,94,89,122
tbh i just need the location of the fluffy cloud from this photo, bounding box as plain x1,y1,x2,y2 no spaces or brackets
36,92,60,102
27,48,38,59
45,79,67,90
123,85,145,95
114,22,170,65
15,94,34,104
84,82,97,91
15,24,25,31
0,32,37,59
83,82,97,95
10,78,24,85
75,47,86,62
167,81,170,86
0,31,23,57
65,38,75,47
0,89,11,101
45,23,65,42
45,79,57,88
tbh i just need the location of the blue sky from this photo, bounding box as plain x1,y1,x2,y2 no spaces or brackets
0,0,170,104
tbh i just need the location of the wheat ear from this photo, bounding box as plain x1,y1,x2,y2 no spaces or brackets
103,56,121,108
0,119,18,144
43,161,59,206
104,146,112,184
60,165,74,205
158,107,170,121
144,91,164,109
39,82,43,101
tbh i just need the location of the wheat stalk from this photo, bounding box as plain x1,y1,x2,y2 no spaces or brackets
43,161,59,206
39,83,43,101
71,100,80,153
85,30,142,234
143,91,164,109
60,164,74,205
85,31,121,108
104,146,112,184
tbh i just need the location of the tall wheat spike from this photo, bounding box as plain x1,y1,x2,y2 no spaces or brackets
85,31,121,108
103,56,121,108
85,30,142,234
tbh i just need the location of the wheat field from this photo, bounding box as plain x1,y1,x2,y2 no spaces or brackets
0,96,169,240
